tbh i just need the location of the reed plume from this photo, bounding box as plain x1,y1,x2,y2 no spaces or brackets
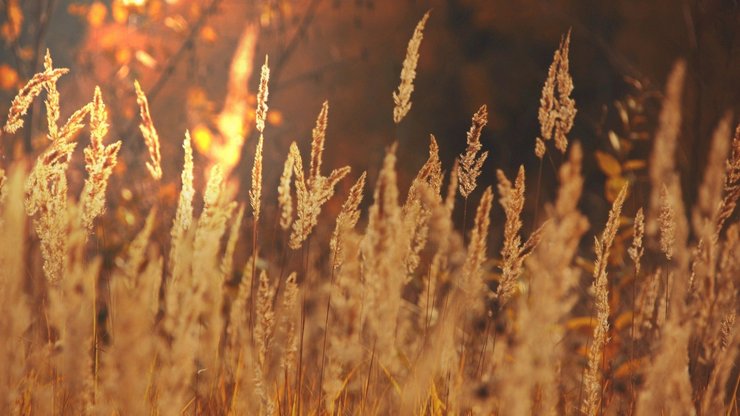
457,105,489,198
658,184,676,259
255,55,270,133
715,122,740,235
403,136,443,276
502,143,588,414
43,50,60,137
254,270,275,414
311,101,328,179
4,65,67,134
330,171,367,273
629,208,645,277
646,61,685,245
280,272,299,373
496,166,544,304
637,61,695,416
361,144,406,374
393,11,430,124
192,164,236,395
288,104,350,249
134,80,163,180
103,209,161,416
461,186,493,302
536,29,576,157
583,183,628,415
79,87,121,231
250,134,264,222
20,58,86,282
278,151,295,230
169,131,195,281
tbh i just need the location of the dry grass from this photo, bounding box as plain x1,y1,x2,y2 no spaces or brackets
0,22,738,416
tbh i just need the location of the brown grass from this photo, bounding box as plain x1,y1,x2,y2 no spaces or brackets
0,28,739,416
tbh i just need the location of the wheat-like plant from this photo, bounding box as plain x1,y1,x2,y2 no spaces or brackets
79,87,122,231
583,183,628,415
393,11,430,124
535,29,576,158
289,103,350,249
134,80,163,180
457,105,489,199
1,17,739,416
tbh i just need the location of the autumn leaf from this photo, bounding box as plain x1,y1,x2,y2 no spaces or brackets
613,357,649,379
614,311,634,331
595,150,622,177
565,316,595,332
623,159,646,171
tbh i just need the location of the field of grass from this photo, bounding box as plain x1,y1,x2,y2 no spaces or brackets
0,11,738,416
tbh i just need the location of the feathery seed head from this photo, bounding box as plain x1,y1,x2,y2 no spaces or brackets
255,55,270,133
392,11,430,124
134,80,163,180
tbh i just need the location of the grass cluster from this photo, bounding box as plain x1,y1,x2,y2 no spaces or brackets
0,12,738,416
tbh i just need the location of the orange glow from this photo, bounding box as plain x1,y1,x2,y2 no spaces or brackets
111,2,129,23
205,24,257,175
87,2,108,28
200,25,218,43
0,65,19,90
267,110,283,127
114,48,132,65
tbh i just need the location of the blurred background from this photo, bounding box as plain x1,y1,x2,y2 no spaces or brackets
1,0,739,245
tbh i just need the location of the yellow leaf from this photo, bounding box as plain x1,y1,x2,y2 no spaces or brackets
613,357,648,379
595,150,622,177
565,316,595,331
623,159,646,171
608,130,621,151
614,311,634,331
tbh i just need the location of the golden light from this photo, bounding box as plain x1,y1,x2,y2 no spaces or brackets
86,2,108,28
192,124,214,154
198,24,257,176
121,0,147,6
0,64,19,90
